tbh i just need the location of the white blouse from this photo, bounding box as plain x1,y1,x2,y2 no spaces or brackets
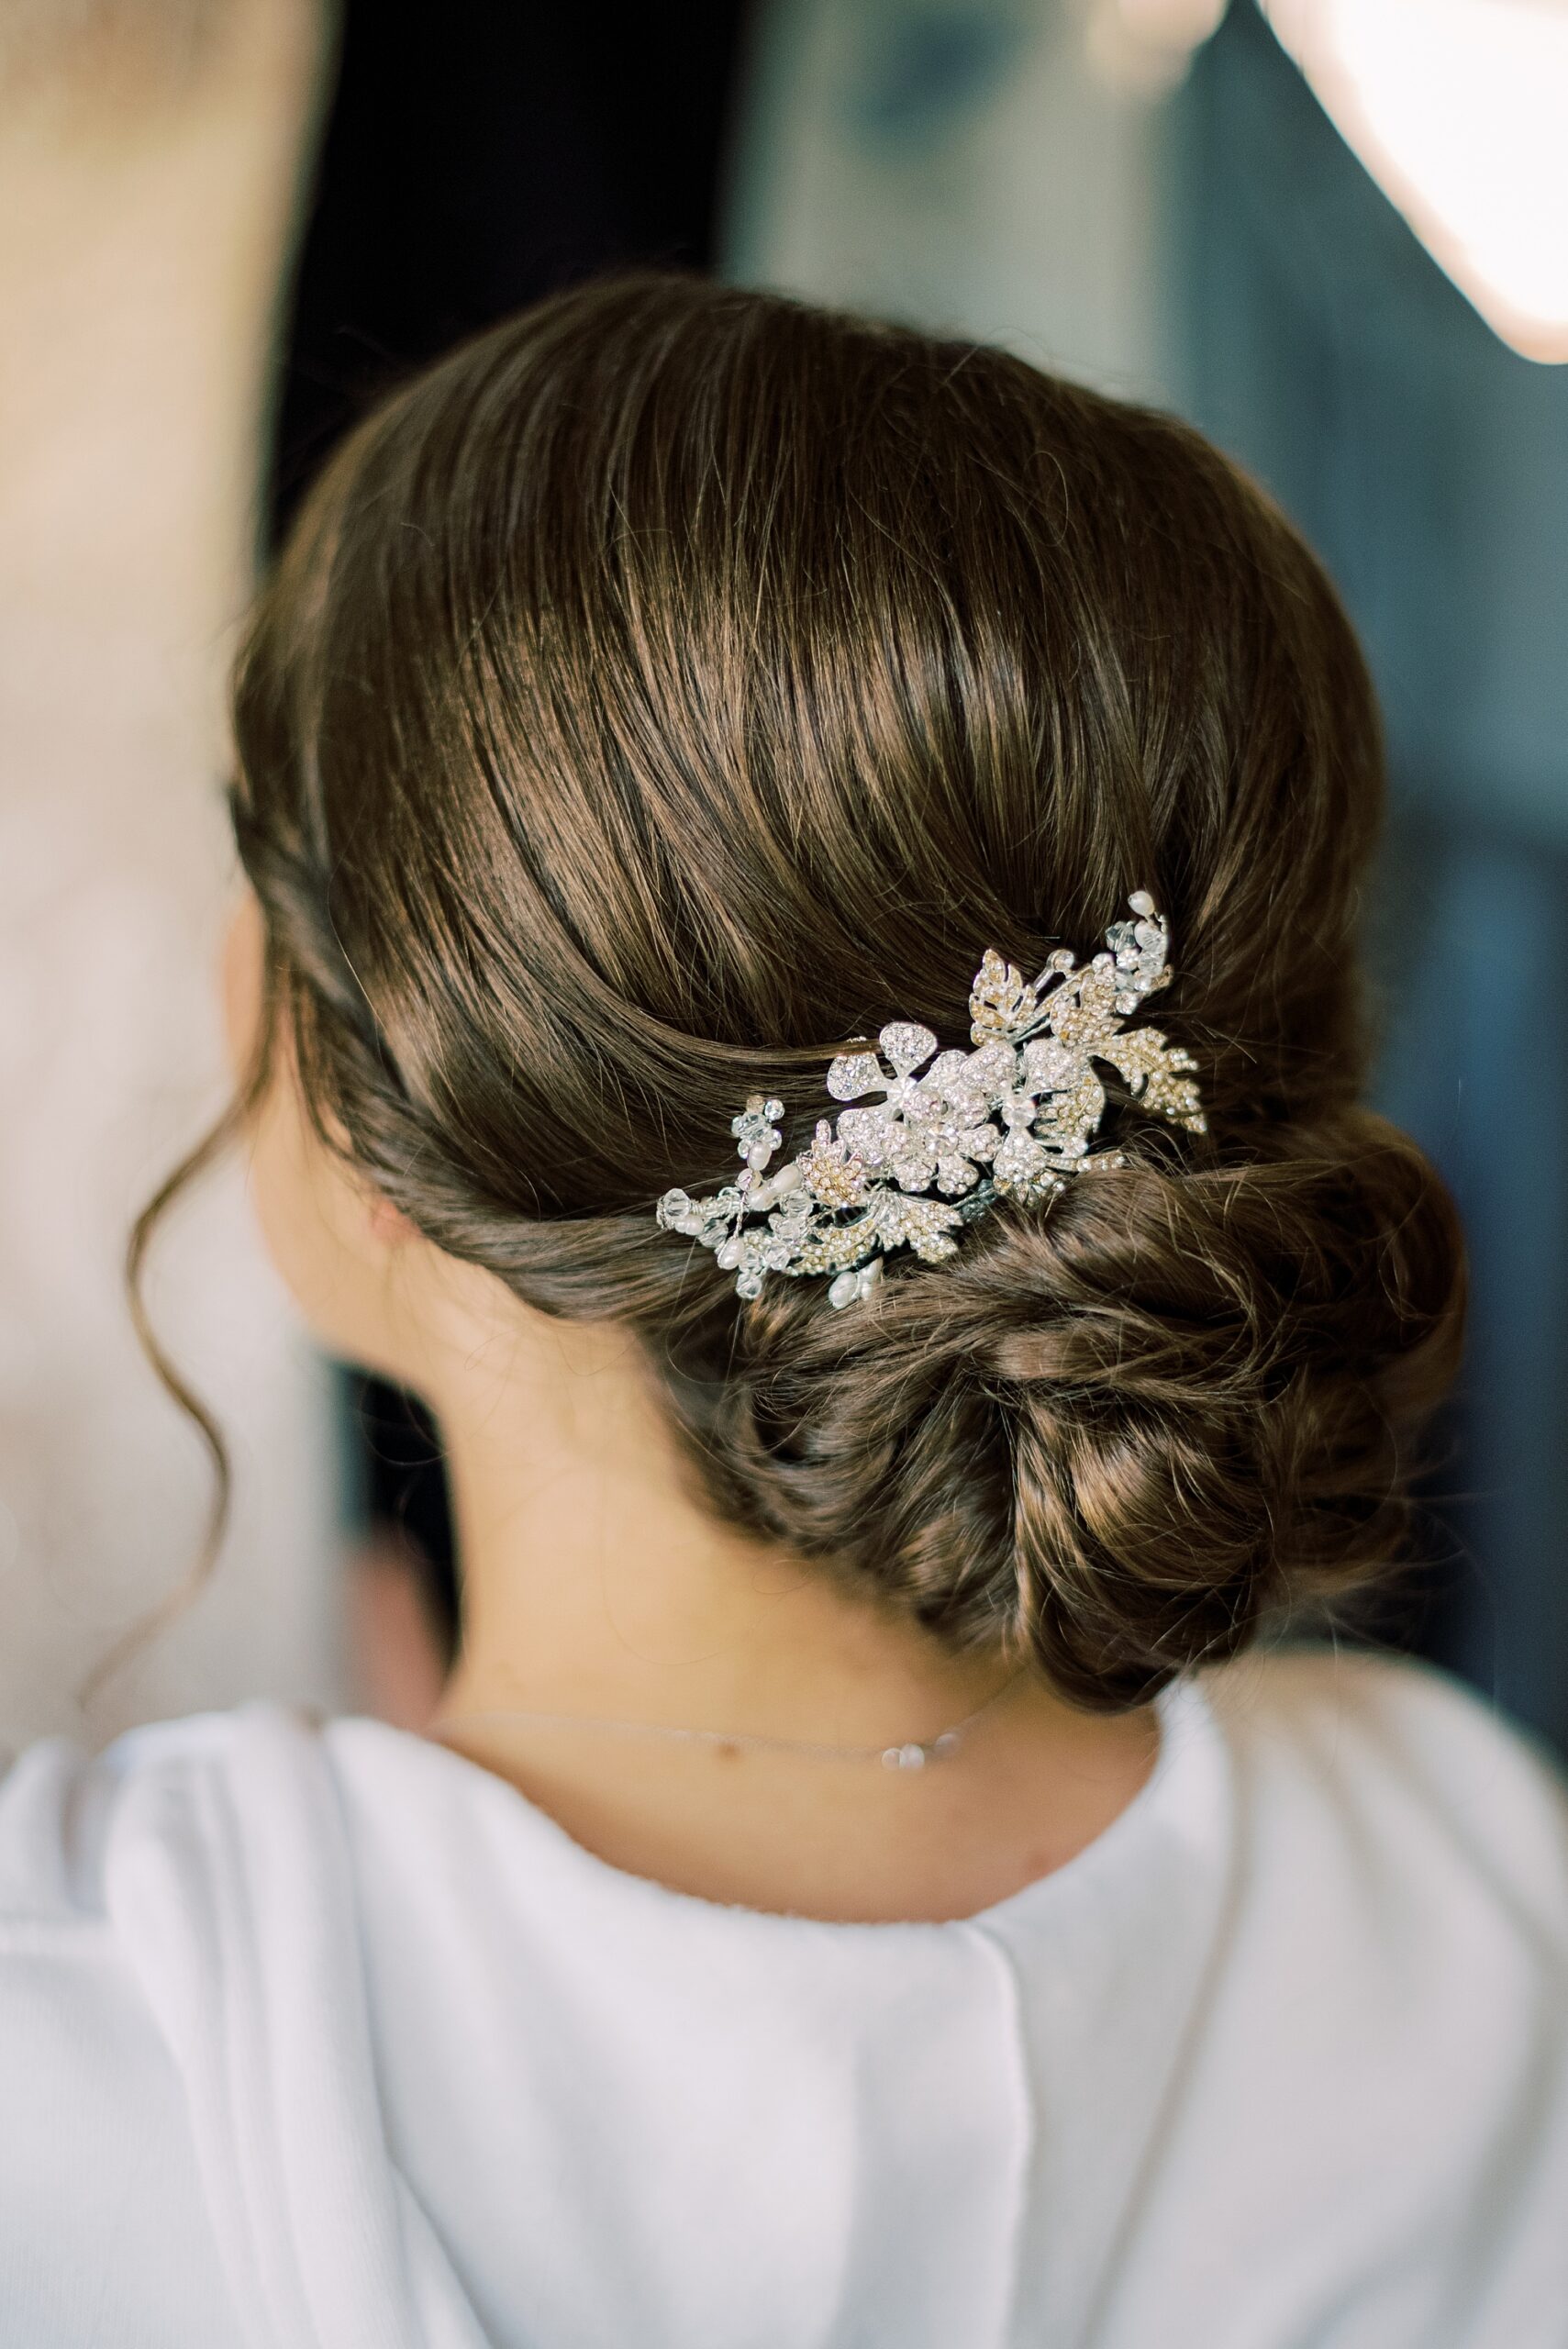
2,1647,1565,2349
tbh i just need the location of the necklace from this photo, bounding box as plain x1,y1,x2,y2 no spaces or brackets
435,1669,1023,1772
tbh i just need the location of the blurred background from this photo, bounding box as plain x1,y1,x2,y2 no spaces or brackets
2,0,1564,1756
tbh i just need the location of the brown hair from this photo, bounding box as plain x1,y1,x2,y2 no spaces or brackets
228,272,1463,1710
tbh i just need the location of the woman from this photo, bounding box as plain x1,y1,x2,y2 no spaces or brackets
3,275,1564,2347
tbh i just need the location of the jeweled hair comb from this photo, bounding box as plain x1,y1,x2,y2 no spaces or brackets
656,892,1206,1308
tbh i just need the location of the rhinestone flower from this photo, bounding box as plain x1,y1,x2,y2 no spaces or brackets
798,1121,869,1208
654,894,1205,1303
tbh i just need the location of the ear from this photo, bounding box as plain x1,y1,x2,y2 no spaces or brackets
366,1192,417,1245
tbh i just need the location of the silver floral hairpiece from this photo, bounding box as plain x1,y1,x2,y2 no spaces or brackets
656,892,1206,1308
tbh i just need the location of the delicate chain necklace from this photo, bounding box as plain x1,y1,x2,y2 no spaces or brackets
435,1669,1023,1773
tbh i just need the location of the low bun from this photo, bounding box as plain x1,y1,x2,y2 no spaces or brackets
664,1113,1463,1709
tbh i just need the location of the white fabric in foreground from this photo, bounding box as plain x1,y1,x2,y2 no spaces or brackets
1,1649,1566,2349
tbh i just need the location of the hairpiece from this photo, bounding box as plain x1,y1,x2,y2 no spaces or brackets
656,892,1205,1308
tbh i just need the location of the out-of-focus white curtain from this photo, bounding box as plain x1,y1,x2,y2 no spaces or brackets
0,0,342,1749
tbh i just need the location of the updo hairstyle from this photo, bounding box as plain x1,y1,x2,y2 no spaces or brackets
230,274,1464,1710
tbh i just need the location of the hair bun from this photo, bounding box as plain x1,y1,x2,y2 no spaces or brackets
684,1112,1463,1710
